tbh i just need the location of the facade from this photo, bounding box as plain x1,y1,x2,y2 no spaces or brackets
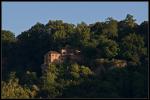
44,51,61,64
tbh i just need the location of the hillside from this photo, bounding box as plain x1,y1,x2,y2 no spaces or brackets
1,14,148,98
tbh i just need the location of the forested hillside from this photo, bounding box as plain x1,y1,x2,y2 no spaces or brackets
1,14,148,98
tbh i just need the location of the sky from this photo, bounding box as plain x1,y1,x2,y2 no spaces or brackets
2,2,148,36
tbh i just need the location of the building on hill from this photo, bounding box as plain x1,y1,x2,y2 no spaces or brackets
42,47,82,70
41,51,61,72
44,51,61,64
60,47,81,62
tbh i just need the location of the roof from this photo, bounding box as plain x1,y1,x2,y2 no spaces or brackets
61,48,80,53
46,51,60,55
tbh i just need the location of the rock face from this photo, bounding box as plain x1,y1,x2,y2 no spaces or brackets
94,58,127,75
111,59,127,68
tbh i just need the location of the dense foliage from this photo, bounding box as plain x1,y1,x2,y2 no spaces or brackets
1,14,148,98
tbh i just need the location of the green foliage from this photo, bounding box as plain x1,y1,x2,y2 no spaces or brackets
41,64,58,84
102,17,118,39
117,14,137,40
70,63,80,73
80,66,93,77
70,63,81,79
1,30,16,63
20,71,38,87
137,21,148,47
53,30,66,40
75,22,91,47
121,33,147,64
1,14,148,98
76,22,91,40
89,22,103,36
69,63,93,79
39,64,61,98
1,72,31,99
97,35,120,58
2,30,15,42
16,22,52,73
124,14,136,28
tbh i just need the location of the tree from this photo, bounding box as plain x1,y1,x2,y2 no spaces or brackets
52,30,66,41
45,20,75,49
2,30,15,42
80,65,93,77
69,63,93,79
120,33,147,64
2,30,16,80
137,21,148,47
20,71,38,88
124,14,136,28
1,72,31,99
70,63,80,79
75,22,91,47
1,30,16,58
118,14,137,40
1,15,148,98
16,22,52,74
97,35,119,59
102,17,118,39
89,22,103,37
39,64,60,98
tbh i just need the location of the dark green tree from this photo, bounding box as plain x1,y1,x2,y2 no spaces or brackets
97,35,119,59
1,30,16,80
120,33,147,64
102,17,118,39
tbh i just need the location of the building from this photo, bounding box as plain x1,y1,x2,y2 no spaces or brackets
44,51,61,64
43,47,82,65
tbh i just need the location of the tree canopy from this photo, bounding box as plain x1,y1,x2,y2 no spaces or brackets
1,14,148,98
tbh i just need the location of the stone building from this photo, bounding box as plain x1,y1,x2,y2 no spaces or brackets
44,51,61,64
42,47,82,66
60,48,81,62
